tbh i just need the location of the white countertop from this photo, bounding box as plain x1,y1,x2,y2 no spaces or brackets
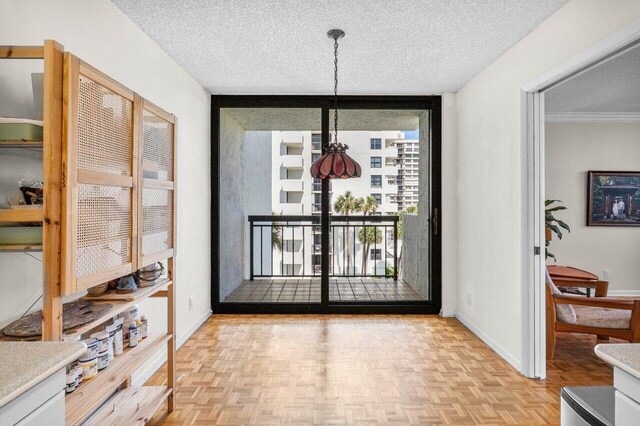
0,341,86,408
595,343,640,379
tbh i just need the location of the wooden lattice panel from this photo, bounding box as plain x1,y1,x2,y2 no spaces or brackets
142,109,174,181
76,184,131,278
77,74,132,176
141,188,173,257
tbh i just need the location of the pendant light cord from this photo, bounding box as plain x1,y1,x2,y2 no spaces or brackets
333,37,339,145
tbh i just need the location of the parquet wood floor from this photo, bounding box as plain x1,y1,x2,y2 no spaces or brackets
147,315,615,425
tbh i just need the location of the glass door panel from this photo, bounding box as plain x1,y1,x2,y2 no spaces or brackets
327,109,431,303
218,107,324,304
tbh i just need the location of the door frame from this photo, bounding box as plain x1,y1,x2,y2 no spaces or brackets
210,95,442,314
520,19,640,378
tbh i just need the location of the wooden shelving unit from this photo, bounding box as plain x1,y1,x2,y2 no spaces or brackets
83,386,171,426
0,244,42,252
63,280,171,341
65,333,172,425
0,207,44,222
1,42,177,424
0,140,43,148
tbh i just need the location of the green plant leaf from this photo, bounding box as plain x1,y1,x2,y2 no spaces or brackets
548,223,562,239
546,206,567,212
555,219,571,232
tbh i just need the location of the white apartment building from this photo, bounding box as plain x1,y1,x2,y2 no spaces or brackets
270,130,418,276
395,139,420,210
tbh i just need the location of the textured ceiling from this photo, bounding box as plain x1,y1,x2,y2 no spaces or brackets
223,108,423,131
111,0,569,95
546,43,640,114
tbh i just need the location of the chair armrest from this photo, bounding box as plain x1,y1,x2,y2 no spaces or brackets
552,294,633,310
553,279,609,296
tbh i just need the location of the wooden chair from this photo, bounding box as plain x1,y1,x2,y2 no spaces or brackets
546,271,640,359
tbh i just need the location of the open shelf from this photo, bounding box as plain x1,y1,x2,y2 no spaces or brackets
0,244,42,252
62,280,171,341
65,333,172,426
0,140,43,148
84,385,171,426
81,278,171,302
0,207,43,222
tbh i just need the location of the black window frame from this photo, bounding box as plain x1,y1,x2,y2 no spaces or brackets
211,95,442,314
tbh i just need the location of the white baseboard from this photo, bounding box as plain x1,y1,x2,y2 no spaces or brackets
440,309,457,317
455,312,521,373
132,309,212,387
608,290,640,296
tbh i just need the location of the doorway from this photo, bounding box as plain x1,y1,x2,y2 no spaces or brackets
522,23,640,378
211,96,441,314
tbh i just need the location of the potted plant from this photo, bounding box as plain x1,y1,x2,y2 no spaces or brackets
545,199,570,261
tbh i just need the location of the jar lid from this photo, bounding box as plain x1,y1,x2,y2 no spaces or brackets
91,331,109,340
78,354,97,362
81,338,97,347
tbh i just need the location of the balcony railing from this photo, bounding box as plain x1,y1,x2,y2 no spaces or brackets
249,215,398,280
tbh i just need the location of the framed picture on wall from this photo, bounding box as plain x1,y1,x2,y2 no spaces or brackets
588,171,640,226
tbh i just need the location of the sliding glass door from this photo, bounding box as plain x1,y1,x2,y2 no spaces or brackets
211,96,441,314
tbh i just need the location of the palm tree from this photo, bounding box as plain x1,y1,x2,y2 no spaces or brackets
271,211,283,251
358,227,382,274
359,196,379,273
334,191,364,273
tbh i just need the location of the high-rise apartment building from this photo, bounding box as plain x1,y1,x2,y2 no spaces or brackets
271,130,419,276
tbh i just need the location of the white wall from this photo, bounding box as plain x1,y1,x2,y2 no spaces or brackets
0,0,211,351
546,122,640,292
219,111,245,300
242,131,272,279
456,1,640,369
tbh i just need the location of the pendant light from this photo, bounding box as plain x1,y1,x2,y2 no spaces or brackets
310,29,362,180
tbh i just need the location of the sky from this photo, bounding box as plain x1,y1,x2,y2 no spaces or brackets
403,129,419,139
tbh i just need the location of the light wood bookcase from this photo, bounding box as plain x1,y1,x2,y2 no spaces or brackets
0,42,177,425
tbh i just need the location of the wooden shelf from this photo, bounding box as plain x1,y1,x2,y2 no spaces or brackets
0,140,43,148
62,280,171,341
0,207,43,222
84,385,171,426
81,278,170,302
65,333,172,426
0,244,42,252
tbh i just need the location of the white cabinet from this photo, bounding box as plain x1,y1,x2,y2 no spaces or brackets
15,391,64,426
0,370,65,426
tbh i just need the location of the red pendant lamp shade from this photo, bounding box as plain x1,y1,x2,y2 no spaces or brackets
310,143,362,179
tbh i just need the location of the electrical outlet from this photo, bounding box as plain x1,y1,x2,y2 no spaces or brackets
188,295,194,310
603,269,611,280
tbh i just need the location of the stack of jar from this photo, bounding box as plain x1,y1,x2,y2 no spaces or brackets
120,304,148,348
65,317,126,393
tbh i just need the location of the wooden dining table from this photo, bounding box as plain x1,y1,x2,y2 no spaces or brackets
547,265,600,297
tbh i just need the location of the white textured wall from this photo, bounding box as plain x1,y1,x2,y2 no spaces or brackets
456,0,640,367
242,131,272,279
0,0,211,348
219,111,245,300
546,122,640,291
401,213,419,292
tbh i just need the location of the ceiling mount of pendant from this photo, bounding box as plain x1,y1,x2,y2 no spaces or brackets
327,29,345,40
